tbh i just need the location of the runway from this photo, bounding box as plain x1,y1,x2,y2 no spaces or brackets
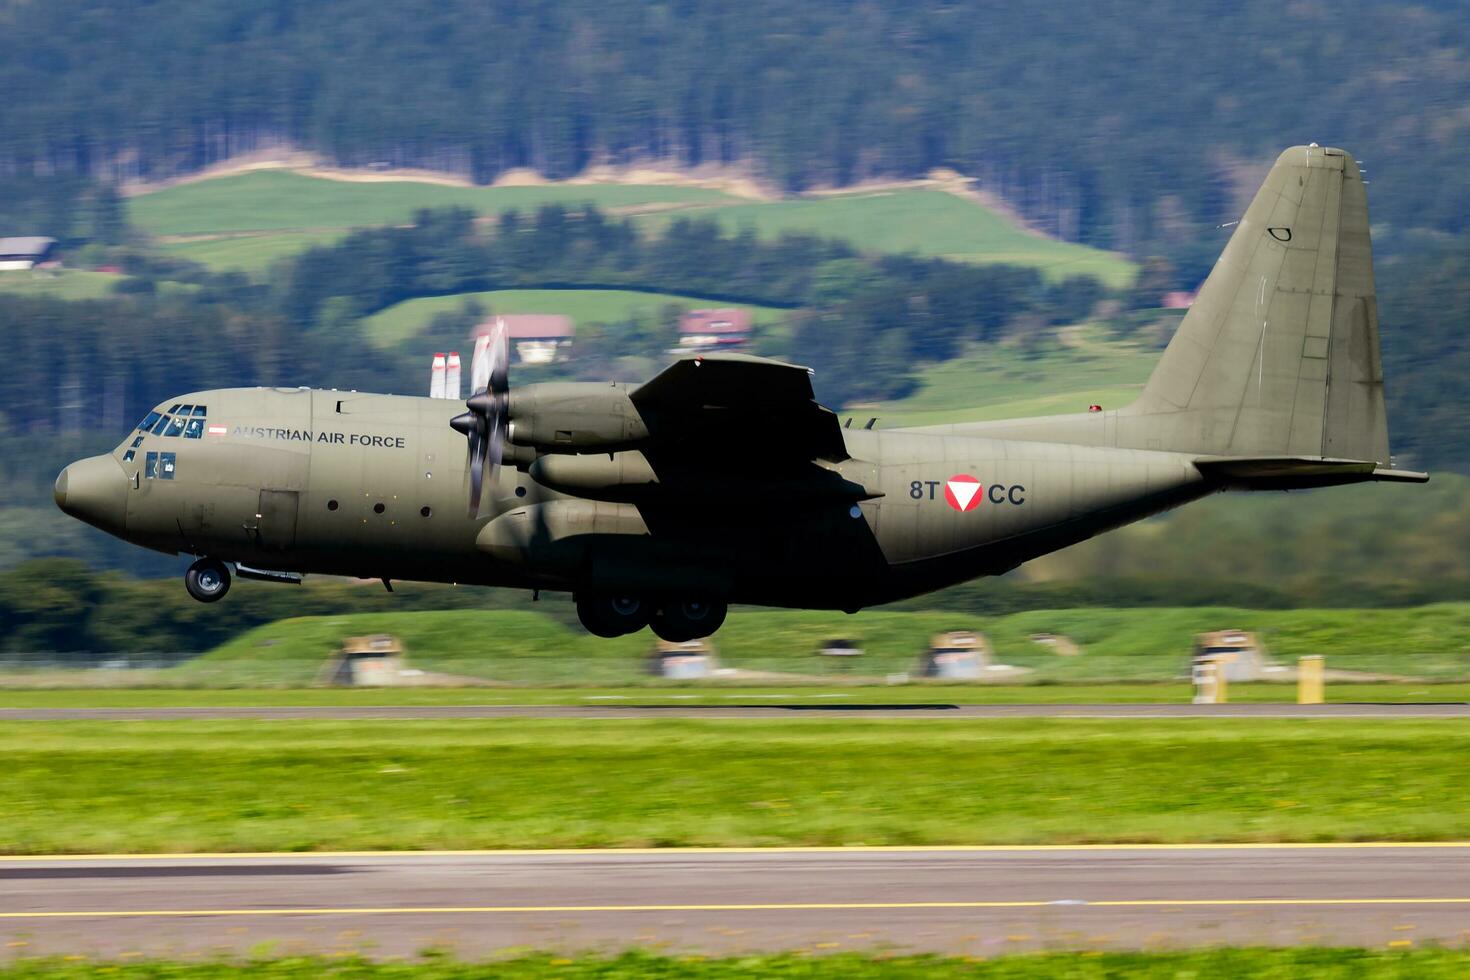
2,702,1468,720
4,845,1470,956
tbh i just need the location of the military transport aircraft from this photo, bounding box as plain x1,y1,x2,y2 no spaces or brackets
54,146,1426,641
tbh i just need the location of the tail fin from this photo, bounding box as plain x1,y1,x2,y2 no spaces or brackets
1125,145,1390,463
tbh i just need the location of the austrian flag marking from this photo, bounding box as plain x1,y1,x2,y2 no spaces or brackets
206,424,228,437
944,474,983,512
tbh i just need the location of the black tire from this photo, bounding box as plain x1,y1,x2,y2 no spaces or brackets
185,558,231,603
575,594,651,637
651,599,728,643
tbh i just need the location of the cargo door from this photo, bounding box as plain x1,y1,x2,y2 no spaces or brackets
257,489,300,551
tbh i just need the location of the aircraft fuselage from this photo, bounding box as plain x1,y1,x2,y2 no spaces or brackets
56,386,1209,611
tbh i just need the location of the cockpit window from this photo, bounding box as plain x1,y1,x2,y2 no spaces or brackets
150,414,171,435
137,411,161,432
168,404,181,414
183,417,204,438
143,451,177,480
192,406,207,416
164,415,187,438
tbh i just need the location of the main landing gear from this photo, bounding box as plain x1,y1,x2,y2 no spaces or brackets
184,557,231,603
576,594,727,642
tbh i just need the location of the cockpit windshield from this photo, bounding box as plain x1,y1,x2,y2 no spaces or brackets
135,405,210,439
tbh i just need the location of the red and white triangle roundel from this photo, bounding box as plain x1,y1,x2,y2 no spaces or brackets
944,474,983,512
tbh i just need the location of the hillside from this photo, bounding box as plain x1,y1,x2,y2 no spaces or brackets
852,325,1157,427
129,169,1132,285
2,0,1467,258
361,288,787,349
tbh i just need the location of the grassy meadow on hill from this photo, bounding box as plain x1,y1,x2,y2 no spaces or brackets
633,188,1137,287
360,288,788,349
852,324,1160,427
130,170,1136,288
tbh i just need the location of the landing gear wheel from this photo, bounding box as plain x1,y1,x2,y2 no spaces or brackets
651,599,728,643
185,557,231,603
576,594,652,638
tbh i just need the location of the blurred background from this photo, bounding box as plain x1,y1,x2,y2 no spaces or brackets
1,0,1467,681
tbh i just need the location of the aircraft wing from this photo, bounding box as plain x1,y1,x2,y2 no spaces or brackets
631,354,849,463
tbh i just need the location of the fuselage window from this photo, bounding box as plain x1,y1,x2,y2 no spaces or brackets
144,451,159,479
137,411,162,432
130,436,144,448
123,449,135,462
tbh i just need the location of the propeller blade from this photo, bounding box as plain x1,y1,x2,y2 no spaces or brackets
487,317,509,396
469,333,492,395
486,397,506,491
457,318,512,517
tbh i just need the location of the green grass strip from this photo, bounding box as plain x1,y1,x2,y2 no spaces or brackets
1,718,1467,853
0,949,1466,978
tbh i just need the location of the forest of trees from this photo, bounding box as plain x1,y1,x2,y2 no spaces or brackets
2,0,1468,257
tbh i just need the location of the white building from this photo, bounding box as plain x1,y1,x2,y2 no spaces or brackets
0,237,57,272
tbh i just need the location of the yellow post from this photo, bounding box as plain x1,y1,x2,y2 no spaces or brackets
1298,655,1325,704
1214,658,1228,704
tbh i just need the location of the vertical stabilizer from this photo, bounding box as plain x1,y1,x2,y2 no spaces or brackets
1125,144,1390,463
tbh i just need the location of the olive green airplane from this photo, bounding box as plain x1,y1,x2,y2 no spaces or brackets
55,145,1426,641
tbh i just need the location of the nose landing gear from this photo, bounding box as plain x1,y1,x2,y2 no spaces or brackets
184,557,232,603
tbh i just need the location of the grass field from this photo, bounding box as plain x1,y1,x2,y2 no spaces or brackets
2,716,1468,852
360,288,788,348
633,188,1137,287
159,230,350,272
855,325,1159,427
148,603,1470,688
2,950,1465,978
129,172,1137,286
130,171,739,238
0,269,125,300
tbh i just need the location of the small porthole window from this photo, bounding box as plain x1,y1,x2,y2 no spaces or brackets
327,499,339,511
420,505,432,517
373,502,386,514
514,485,527,498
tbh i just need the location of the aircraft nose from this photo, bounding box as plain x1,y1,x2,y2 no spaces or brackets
54,455,128,532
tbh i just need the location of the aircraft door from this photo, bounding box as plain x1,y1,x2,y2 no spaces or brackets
257,489,300,551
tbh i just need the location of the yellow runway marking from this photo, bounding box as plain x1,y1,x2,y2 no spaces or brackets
4,898,1470,919
2,841,1470,861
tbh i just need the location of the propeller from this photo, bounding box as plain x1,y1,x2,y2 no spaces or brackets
450,317,509,518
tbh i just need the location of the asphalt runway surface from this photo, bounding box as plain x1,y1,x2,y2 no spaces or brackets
2,702,1469,720
3,845,1470,956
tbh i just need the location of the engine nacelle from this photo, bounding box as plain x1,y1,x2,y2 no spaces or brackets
528,451,659,501
507,383,649,453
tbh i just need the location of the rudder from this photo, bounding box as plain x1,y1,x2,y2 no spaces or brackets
1124,144,1390,464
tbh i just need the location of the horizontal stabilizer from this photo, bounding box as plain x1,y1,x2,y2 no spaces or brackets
1195,456,1428,490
